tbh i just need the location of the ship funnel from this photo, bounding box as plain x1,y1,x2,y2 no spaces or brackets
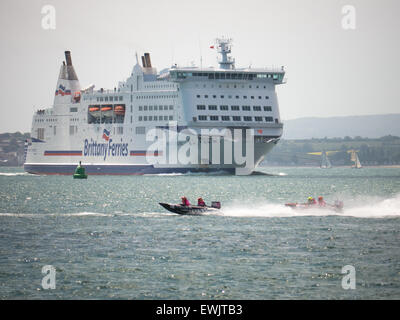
141,55,147,68
65,51,73,66
63,50,79,80
144,53,152,68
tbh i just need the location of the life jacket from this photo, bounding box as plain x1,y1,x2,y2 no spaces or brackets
198,199,205,206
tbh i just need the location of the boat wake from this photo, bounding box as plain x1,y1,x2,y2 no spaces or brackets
219,194,400,218
0,172,33,177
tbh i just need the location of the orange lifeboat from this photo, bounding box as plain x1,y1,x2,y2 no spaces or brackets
88,105,101,118
114,105,125,116
89,106,100,112
100,106,112,112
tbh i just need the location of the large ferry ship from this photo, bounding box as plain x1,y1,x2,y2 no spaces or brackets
24,38,285,175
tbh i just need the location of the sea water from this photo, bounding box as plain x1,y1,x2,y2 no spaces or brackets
0,166,399,299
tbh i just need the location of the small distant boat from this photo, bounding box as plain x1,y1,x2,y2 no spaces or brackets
320,150,332,169
73,161,88,179
285,200,344,213
350,150,362,169
159,201,221,215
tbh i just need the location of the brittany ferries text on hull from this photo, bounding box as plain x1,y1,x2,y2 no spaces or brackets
24,38,286,175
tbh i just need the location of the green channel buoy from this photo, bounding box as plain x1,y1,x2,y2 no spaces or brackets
73,161,88,179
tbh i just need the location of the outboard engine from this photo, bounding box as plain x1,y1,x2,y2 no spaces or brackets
211,201,221,209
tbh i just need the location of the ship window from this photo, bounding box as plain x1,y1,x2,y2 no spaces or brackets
196,95,200,98
144,116,147,121
154,116,158,121
37,128,45,140
144,106,148,111
210,116,219,121
149,106,153,111
139,116,142,121
197,105,206,110
258,96,262,99
136,127,145,134
169,115,173,120
220,105,228,111
253,106,261,111
231,105,240,111
264,106,272,111
105,97,108,102
251,96,254,99
242,106,251,111
204,95,208,98
163,105,168,110
70,107,78,112
213,95,216,98
208,105,217,110
265,96,269,99
100,97,103,101
265,116,273,122
139,106,143,111
244,116,252,121
117,127,123,135
221,116,230,121
53,126,56,135
110,97,113,102
119,96,123,101
149,116,153,121
169,105,173,110
255,116,263,122
243,96,247,99
220,95,224,99
199,115,207,120
164,116,168,121
233,116,241,121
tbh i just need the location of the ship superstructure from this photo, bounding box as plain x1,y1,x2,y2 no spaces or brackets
24,38,286,175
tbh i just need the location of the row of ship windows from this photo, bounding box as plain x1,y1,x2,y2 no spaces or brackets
96,96,124,102
195,84,269,89
144,84,176,89
35,118,57,123
197,105,272,112
197,94,269,100
196,115,275,122
138,115,174,122
136,94,178,100
138,105,174,111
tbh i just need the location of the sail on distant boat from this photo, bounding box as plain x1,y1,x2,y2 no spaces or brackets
320,151,332,169
350,150,362,169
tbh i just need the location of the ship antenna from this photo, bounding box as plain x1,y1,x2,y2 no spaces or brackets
199,37,203,69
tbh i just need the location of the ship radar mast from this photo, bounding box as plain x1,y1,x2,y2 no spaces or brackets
216,37,235,70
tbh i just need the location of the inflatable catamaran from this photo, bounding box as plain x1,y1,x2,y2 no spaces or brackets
24,38,286,175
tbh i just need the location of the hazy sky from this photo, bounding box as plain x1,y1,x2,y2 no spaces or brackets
1,0,399,133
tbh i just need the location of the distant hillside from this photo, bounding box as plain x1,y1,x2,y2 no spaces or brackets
282,114,400,139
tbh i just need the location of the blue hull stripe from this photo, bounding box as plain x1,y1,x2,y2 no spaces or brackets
23,164,235,175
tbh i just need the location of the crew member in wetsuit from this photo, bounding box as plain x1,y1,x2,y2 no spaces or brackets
318,196,326,207
197,197,206,207
181,196,191,206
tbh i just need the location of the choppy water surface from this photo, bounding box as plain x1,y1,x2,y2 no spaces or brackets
0,167,399,299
